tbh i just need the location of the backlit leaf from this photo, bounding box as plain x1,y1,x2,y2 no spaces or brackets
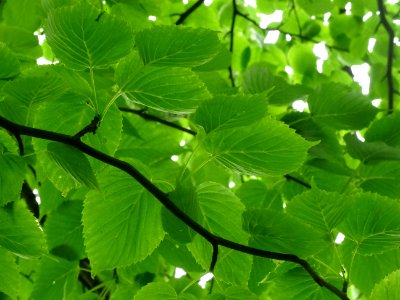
134,282,177,300
46,2,133,70
0,153,26,205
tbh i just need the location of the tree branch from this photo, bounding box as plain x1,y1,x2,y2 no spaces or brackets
236,11,348,52
74,115,100,139
377,0,395,114
119,107,196,135
0,115,348,300
228,0,238,87
175,0,205,25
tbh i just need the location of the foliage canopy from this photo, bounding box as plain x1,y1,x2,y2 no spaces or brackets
0,0,400,299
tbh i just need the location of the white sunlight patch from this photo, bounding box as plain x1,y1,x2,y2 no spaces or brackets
148,15,157,21
179,140,186,147
199,272,214,289
171,155,179,162
285,65,293,76
182,0,189,4
204,0,213,6
228,181,236,188
292,100,308,112
345,2,352,15
356,131,365,142
371,98,382,107
313,42,328,73
286,34,292,41
257,10,283,29
368,38,376,53
351,63,370,95
36,57,59,65
363,11,373,21
323,12,331,25
264,30,280,44
244,0,257,8
387,0,399,4
335,232,346,244
174,267,187,278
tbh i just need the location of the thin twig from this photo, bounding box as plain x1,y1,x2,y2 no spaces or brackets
236,11,348,52
228,0,238,87
284,174,311,189
175,0,205,25
377,0,395,114
74,115,101,140
119,107,196,135
0,115,348,300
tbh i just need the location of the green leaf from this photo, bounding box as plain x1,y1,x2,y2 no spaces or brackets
0,203,46,258
203,118,314,176
308,83,377,129
0,25,41,57
344,133,400,162
0,153,26,205
44,200,85,260
365,112,400,146
120,65,211,114
192,94,267,133
83,165,165,272
0,69,68,125
243,209,325,257
268,267,340,300
286,188,351,235
46,2,133,70
30,256,80,300
2,0,43,31
297,0,333,15
0,42,20,79
0,248,19,299
134,282,177,300
236,180,283,210
370,270,400,299
187,182,251,285
339,193,400,255
47,142,98,190
358,161,400,198
136,26,221,67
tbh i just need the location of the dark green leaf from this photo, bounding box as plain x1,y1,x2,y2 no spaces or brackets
0,153,26,205
0,43,20,79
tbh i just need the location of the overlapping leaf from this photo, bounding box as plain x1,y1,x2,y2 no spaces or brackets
0,43,20,79
46,2,133,70
339,193,400,255
192,94,268,133
0,203,46,258
83,165,165,272
0,153,26,205
203,118,314,176
308,83,377,129
370,270,400,299
243,209,325,257
134,282,177,300
136,26,221,67
0,248,19,299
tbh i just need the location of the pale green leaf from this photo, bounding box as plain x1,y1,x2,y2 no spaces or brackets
46,2,133,70
47,142,98,190
83,165,165,272
0,153,26,205
235,180,283,210
308,83,377,130
0,203,46,258
192,94,268,133
297,0,333,15
0,42,20,79
136,26,221,67
0,25,41,57
339,193,400,255
134,282,177,300
243,209,325,257
286,188,351,234
359,161,400,198
121,66,211,114
0,129,19,154
30,256,80,300
2,0,43,31
203,118,314,176
44,200,85,260
369,269,400,299
0,248,19,299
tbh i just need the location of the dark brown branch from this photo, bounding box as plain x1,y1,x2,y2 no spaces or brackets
175,0,205,25
74,115,100,139
228,0,238,87
236,11,348,52
284,174,311,189
119,107,196,135
377,0,395,114
0,115,348,300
